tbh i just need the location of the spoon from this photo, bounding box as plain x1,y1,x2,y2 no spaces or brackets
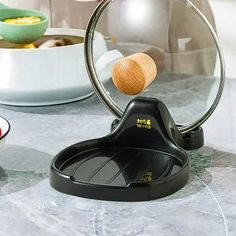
0,3,48,44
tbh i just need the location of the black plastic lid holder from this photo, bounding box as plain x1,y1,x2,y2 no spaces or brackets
50,97,191,201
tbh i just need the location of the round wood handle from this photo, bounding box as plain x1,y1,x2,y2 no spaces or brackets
112,53,158,95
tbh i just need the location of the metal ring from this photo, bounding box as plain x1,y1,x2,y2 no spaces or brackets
84,0,225,134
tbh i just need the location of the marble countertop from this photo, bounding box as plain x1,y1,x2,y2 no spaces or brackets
0,78,235,236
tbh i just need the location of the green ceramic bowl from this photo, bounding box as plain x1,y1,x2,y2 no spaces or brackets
0,3,48,44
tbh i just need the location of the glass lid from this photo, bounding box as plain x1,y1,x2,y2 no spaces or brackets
84,0,225,134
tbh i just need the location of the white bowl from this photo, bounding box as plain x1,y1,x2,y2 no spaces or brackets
0,116,10,146
0,28,122,106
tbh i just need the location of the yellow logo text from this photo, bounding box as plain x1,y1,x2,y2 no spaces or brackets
136,118,152,129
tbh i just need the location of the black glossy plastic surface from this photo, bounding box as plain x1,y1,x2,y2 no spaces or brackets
112,122,204,150
61,148,182,185
50,97,190,201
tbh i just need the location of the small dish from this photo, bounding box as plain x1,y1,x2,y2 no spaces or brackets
0,3,48,44
0,116,10,146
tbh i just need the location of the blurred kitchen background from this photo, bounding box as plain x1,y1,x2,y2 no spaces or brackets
2,0,235,78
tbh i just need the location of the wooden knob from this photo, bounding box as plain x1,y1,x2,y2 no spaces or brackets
144,47,165,73
112,53,158,95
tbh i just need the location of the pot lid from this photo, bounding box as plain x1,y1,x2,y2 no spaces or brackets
84,0,225,133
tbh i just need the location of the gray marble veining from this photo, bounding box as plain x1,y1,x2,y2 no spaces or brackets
0,78,235,236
